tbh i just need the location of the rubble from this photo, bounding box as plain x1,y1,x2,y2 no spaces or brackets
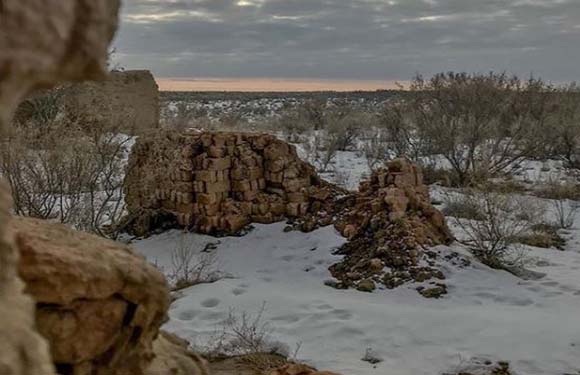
329,159,453,296
124,130,342,236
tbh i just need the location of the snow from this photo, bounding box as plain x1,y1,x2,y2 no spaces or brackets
133,215,580,375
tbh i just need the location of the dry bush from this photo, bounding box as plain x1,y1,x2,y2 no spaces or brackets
1,108,129,238
303,131,339,173
324,106,367,151
448,189,544,269
277,108,312,143
204,303,288,360
516,223,566,250
442,193,486,220
384,73,553,186
361,128,390,171
551,199,579,229
168,235,225,291
298,98,326,130
545,83,580,168
536,179,580,201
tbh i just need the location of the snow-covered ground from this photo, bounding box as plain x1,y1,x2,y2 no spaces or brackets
134,211,580,375
127,139,580,374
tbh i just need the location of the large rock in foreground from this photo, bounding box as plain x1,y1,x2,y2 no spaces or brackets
0,0,120,373
124,131,340,236
11,217,170,375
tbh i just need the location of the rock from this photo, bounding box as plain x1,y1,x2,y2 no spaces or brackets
146,331,209,375
0,0,120,374
0,184,55,375
369,258,384,272
11,217,170,375
418,286,447,299
269,363,342,375
357,279,376,292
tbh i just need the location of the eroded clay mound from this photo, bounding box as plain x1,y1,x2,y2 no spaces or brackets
330,159,453,296
11,217,171,375
124,131,341,236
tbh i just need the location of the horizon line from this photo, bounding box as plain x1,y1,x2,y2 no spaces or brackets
155,76,405,92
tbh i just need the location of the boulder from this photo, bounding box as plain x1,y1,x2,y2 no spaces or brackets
11,217,170,375
146,331,210,375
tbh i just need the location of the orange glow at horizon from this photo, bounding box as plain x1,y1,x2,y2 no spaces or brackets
156,77,404,92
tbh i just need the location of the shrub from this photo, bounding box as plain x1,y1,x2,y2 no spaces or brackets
383,73,554,186
1,111,129,238
167,235,225,291
449,189,544,269
203,303,288,360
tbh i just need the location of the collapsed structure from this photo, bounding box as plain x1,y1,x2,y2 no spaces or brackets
331,159,453,296
125,131,341,236
125,132,453,296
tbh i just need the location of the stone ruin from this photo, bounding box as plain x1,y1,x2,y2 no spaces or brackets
124,130,341,236
125,132,454,297
330,159,453,297
60,70,160,135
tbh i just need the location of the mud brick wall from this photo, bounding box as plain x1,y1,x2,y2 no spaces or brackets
125,131,324,235
61,70,159,135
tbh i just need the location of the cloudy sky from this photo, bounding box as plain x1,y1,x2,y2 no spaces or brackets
115,0,580,90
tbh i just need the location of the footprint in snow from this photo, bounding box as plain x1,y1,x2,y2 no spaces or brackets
232,288,247,296
201,298,221,308
178,310,198,321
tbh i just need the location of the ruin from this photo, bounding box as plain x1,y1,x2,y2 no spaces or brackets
60,70,160,135
125,132,453,296
124,130,341,236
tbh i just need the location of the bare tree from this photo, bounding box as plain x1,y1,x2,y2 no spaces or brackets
387,73,553,185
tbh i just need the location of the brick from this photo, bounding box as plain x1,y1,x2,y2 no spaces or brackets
204,180,230,194
207,157,231,171
195,170,218,183
232,180,251,192
197,193,221,205
208,145,225,158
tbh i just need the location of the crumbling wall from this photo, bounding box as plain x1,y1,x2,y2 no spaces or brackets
61,70,160,135
125,131,340,236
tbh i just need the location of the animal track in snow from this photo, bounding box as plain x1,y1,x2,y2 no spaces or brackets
201,298,221,308
178,310,198,321
232,287,247,296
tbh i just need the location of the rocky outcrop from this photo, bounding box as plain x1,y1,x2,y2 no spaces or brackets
0,0,120,374
124,130,342,236
329,159,453,296
60,70,160,135
147,331,210,375
0,184,55,375
10,217,170,375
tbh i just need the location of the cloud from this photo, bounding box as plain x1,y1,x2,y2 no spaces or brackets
114,0,580,82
